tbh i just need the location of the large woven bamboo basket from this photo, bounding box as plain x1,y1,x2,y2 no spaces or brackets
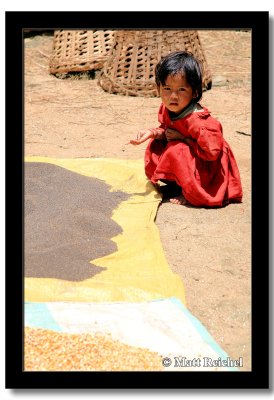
49,30,115,74
99,30,212,97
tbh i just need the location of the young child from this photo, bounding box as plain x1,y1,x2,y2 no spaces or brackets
129,51,243,207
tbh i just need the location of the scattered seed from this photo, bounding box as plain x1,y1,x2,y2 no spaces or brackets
24,327,164,371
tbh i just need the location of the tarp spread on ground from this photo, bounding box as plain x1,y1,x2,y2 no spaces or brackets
25,298,237,371
24,157,238,371
25,157,185,303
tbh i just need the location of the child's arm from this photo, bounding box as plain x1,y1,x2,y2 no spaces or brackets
189,124,224,161
129,127,165,145
167,117,223,161
165,128,194,144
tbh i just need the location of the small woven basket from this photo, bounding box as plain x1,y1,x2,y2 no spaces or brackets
99,30,212,97
49,30,115,74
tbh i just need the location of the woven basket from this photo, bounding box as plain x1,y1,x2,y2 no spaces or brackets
99,30,212,97
49,30,115,74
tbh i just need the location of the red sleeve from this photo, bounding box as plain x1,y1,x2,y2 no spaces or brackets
158,103,167,130
187,117,224,161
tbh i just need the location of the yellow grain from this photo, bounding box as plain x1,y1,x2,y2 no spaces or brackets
24,327,164,371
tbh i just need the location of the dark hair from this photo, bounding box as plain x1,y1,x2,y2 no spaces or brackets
155,51,203,102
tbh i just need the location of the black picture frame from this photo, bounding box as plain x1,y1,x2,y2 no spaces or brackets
5,11,269,390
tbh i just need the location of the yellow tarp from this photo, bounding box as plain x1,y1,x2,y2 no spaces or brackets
25,157,186,305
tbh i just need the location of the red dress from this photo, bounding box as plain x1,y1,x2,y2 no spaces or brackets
145,104,243,207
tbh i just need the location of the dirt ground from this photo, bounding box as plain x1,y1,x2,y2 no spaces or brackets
24,30,251,371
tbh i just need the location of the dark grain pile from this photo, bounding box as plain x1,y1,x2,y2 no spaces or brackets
25,162,128,281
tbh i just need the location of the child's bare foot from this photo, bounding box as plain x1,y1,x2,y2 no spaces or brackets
169,195,188,205
159,181,182,199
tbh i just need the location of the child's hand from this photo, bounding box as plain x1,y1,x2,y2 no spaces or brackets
129,129,153,145
165,128,192,144
165,128,184,141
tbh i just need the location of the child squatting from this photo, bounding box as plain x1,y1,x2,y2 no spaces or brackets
129,51,243,207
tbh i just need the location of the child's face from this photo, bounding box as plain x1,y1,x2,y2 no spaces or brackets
159,73,197,115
